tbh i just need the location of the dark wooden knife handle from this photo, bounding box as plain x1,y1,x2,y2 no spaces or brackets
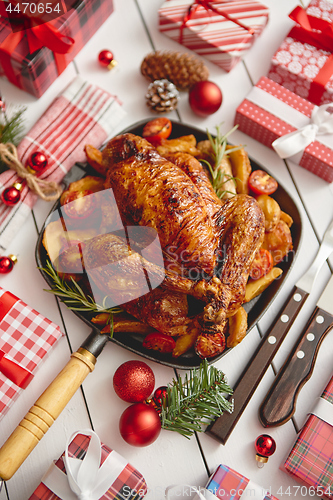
206,286,308,445
258,306,333,427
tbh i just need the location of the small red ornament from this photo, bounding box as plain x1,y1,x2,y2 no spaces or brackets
119,402,161,446
0,254,17,274
113,360,155,403
1,182,23,206
0,96,5,112
255,434,276,467
153,386,168,408
98,50,117,70
27,151,48,174
189,80,223,117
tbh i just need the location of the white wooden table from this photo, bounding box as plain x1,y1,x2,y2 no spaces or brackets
0,0,332,499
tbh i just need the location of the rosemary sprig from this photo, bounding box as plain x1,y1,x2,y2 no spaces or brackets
42,260,122,324
201,124,241,200
160,359,233,438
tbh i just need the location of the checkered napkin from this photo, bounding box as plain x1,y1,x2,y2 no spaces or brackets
0,287,63,420
282,375,333,499
0,75,126,252
28,430,148,500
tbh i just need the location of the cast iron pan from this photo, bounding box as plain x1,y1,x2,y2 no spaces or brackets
0,120,302,480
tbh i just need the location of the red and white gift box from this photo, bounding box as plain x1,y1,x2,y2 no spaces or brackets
158,0,269,72
281,374,333,499
0,287,63,420
268,0,333,106
234,76,333,183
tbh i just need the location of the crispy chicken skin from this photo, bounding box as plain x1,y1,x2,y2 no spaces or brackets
103,133,218,276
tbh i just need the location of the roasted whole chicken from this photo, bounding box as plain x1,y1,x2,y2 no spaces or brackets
81,133,265,357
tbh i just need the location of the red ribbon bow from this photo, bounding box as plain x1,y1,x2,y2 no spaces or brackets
0,291,33,389
180,0,254,45
0,0,75,90
288,6,333,106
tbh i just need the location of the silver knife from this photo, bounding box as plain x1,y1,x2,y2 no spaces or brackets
259,273,333,427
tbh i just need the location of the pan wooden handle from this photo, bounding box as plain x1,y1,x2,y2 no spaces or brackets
0,348,95,481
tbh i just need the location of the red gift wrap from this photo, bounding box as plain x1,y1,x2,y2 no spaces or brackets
28,431,148,500
0,0,114,97
205,464,279,500
281,375,333,499
0,287,63,419
234,76,333,183
268,0,333,106
158,0,269,72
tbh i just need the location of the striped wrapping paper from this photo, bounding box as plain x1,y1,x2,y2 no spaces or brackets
158,0,269,72
0,76,126,252
281,375,333,499
0,286,63,420
28,432,148,500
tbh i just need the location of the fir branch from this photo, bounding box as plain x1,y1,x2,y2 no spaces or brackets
201,124,241,200
160,359,233,438
41,260,122,335
0,103,26,173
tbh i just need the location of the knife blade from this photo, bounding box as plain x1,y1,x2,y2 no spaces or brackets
258,273,333,427
205,219,333,445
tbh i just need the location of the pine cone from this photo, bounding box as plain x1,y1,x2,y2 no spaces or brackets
141,50,209,91
146,79,179,113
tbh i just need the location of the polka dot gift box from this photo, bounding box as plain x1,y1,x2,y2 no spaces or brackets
268,0,333,107
234,76,333,183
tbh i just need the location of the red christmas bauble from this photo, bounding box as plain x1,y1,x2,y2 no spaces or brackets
113,360,155,403
189,81,222,117
0,254,17,274
255,434,276,464
98,50,117,70
153,386,168,408
27,152,48,173
1,184,22,206
119,402,161,446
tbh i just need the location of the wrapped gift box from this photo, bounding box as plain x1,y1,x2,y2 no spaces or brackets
0,287,63,420
28,431,148,500
268,0,333,106
281,375,333,499
234,76,333,183
205,464,279,500
158,0,269,72
0,0,114,97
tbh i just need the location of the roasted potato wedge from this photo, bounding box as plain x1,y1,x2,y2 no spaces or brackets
280,210,293,228
227,306,248,348
60,175,105,205
262,220,293,265
156,135,200,156
256,194,281,232
227,145,252,195
245,267,283,302
84,145,109,176
172,325,200,357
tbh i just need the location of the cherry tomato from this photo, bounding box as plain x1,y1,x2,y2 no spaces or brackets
249,248,273,280
142,118,172,145
62,189,97,220
248,170,278,196
195,331,226,359
142,332,176,353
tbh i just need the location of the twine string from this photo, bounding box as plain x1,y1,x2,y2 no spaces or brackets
0,143,63,201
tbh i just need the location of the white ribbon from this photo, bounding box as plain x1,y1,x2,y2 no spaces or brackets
41,429,128,500
310,397,333,426
244,85,333,161
165,479,268,500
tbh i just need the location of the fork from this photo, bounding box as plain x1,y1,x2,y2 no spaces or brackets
206,217,333,444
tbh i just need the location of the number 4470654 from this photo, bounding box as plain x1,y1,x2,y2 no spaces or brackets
5,2,61,14
277,485,331,497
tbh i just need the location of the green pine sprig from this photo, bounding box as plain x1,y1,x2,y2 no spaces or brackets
201,124,241,200
41,260,122,335
160,359,233,438
0,103,26,173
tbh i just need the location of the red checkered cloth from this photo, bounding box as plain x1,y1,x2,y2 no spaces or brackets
0,75,126,252
0,286,63,420
206,464,279,500
282,375,333,499
28,431,148,500
0,0,114,97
